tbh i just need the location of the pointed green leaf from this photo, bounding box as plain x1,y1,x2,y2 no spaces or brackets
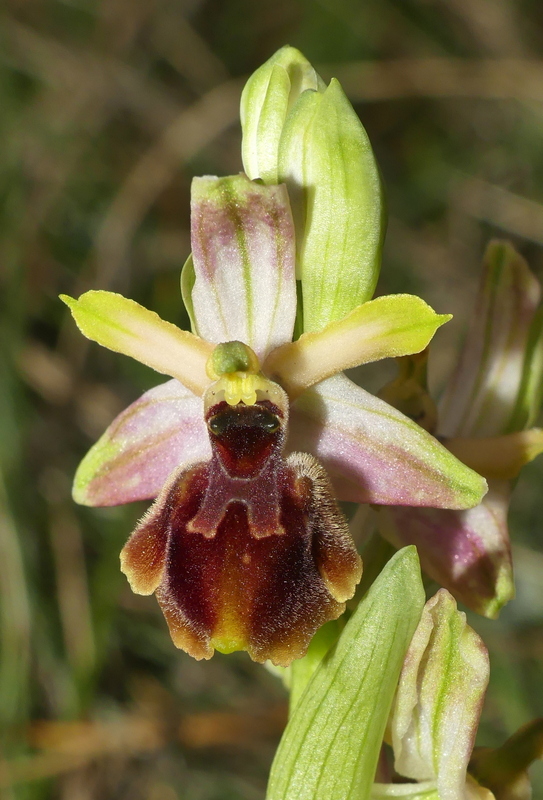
60,291,213,396
279,78,386,332
266,547,425,800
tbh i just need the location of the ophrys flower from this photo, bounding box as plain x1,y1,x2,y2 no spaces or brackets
62,175,485,666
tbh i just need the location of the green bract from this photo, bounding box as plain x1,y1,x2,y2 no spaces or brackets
278,78,385,331
288,619,342,711
266,547,425,800
387,590,489,797
241,45,385,333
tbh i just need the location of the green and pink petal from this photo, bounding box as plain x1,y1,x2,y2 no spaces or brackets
74,380,209,506
376,481,513,618
288,374,487,510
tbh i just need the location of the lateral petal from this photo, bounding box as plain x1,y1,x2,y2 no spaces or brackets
263,294,451,398
439,241,541,437
61,291,213,396
376,481,514,618
189,174,297,360
73,379,210,506
288,374,487,510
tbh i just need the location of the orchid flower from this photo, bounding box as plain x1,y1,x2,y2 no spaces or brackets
375,241,543,618
61,45,489,667
61,174,485,667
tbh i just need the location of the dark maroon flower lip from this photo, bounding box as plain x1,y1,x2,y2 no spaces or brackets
121,392,362,666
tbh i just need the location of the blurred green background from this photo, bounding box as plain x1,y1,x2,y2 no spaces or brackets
1,0,543,797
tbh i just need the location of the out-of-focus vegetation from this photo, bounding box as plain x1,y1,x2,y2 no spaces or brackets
1,0,543,797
